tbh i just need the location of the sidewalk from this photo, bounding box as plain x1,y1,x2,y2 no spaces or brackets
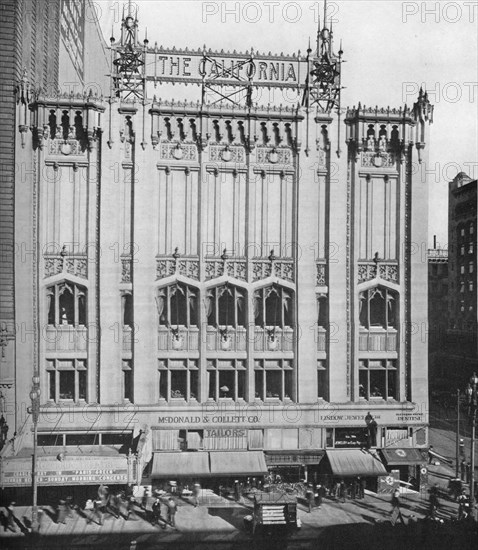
0,481,460,547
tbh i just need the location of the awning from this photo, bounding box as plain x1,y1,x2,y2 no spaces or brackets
381,448,427,466
151,452,210,477
325,449,388,477
265,450,325,466
210,451,267,476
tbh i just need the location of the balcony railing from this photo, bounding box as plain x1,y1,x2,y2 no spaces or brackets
158,327,199,351
358,328,397,352
254,328,294,352
45,326,88,352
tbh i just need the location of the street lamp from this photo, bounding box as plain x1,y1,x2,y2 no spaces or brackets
28,376,40,533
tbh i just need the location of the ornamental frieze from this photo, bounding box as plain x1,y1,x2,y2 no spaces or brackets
357,262,399,284
316,263,326,286
252,260,294,283
159,143,198,161
121,258,132,283
48,139,85,156
256,147,292,165
44,256,88,279
205,260,247,281
361,151,394,168
156,257,200,281
209,145,245,163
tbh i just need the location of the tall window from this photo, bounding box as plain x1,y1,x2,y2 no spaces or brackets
317,295,328,328
317,360,327,399
122,292,133,327
156,283,198,327
47,282,87,326
207,359,246,401
158,359,198,401
359,359,396,400
122,360,133,401
359,287,397,329
206,283,245,328
254,284,293,328
254,360,293,401
46,359,87,401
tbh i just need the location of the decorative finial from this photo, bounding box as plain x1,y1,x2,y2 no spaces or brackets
172,247,180,259
221,248,228,261
268,249,276,262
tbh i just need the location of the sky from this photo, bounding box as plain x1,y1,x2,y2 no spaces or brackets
95,0,478,247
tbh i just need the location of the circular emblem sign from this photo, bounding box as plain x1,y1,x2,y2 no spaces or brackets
394,449,407,458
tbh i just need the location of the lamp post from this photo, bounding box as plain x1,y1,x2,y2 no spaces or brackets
28,376,40,533
456,389,461,478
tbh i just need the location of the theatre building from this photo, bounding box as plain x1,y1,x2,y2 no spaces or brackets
1,1,432,497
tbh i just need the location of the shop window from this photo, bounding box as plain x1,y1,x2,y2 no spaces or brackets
156,283,198,328
254,360,293,401
158,359,198,401
207,359,246,401
123,360,133,401
334,428,368,448
359,359,397,400
206,283,246,328
47,282,87,326
38,433,64,446
254,284,293,328
317,360,327,399
359,286,397,329
65,433,97,446
46,359,87,402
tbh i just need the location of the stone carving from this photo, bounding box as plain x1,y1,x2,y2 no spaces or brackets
252,260,294,282
316,263,326,285
357,262,399,284
48,139,84,156
121,258,132,283
156,257,200,281
205,260,247,281
159,143,197,161
44,256,88,279
361,151,394,168
257,147,292,165
210,145,245,163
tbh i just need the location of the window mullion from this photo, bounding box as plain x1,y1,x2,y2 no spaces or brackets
55,285,59,325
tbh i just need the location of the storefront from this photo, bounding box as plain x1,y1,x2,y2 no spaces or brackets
380,447,428,491
264,451,324,483
0,446,135,504
318,448,388,493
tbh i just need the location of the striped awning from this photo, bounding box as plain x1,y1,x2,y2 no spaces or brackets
326,449,388,477
381,448,427,466
151,452,210,477
209,451,268,476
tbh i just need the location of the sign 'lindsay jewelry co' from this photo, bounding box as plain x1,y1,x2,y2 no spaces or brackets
145,49,306,89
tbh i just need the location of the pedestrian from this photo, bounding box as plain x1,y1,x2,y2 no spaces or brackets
460,459,467,481
193,482,201,508
85,498,95,524
142,487,151,510
6,502,17,532
360,477,366,499
465,462,471,484
57,499,68,524
339,480,346,504
305,484,314,513
351,478,357,500
334,480,341,499
390,489,404,525
167,497,177,527
98,484,109,502
94,500,104,526
429,484,439,519
65,495,74,518
151,497,162,525
234,480,241,502
316,484,325,508
457,490,468,520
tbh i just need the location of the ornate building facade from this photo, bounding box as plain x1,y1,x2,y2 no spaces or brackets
1,1,432,491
